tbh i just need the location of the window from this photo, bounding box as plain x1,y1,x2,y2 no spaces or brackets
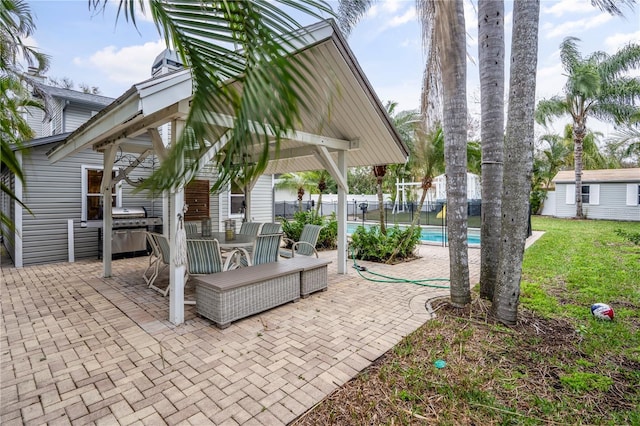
627,184,640,206
82,166,121,221
229,181,245,217
581,185,590,204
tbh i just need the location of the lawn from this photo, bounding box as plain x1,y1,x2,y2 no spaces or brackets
293,217,640,425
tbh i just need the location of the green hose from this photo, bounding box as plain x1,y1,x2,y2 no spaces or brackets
350,248,450,289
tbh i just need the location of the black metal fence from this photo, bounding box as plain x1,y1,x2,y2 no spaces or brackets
275,200,483,229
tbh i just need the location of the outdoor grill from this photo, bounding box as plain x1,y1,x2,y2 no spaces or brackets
101,207,162,256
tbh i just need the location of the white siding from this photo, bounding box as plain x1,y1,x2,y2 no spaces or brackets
65,104,99,132
19,144,162,265
249,175,274,223
555,183,640,221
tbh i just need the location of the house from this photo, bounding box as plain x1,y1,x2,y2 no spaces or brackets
542,168,640,221
0,52,274,267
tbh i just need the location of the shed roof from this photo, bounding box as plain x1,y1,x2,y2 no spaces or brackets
47,19,409,173
553,168,640,183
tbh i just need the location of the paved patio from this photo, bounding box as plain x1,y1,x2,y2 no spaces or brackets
1,244,482,425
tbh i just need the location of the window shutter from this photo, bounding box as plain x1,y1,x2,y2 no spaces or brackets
565,184,575,205
589,184,599,205
627,184,639,206
185,180,210,220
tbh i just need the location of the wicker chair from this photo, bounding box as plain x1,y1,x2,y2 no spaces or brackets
234,233,283,267
238,221,262,236
260,222,282,234
280,224,322,258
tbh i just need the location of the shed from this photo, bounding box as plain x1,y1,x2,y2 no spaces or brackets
549,168,640,221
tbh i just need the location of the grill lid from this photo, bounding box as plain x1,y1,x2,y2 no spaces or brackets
112,207,146,218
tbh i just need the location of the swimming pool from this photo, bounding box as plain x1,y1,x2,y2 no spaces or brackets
347,223,481,245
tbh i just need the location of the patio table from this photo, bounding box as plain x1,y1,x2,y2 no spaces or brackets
188,232,256,250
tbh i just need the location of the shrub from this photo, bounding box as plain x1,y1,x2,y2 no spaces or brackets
279,211,337,250
615,228,640,245
349,225,420,263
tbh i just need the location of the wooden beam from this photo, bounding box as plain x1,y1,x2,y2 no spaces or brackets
203,112,356,151
315,146,348,191
148,128,168,161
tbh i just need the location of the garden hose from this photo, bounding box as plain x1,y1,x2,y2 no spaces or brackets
350,248,450,289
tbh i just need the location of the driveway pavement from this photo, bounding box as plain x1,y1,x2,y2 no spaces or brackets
1,244,482,425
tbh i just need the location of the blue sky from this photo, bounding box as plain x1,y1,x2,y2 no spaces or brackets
28,0,639,136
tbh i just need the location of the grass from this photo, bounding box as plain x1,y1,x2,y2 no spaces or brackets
294,217,640,425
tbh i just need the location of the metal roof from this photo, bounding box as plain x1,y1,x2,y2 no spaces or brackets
38,85,113,107
553,168,640,183
47,19,409,173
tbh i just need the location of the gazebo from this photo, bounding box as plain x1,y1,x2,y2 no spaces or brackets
47,19,409,325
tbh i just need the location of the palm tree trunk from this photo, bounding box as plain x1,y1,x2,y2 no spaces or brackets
573,121,586,218
493,0,540,325
435,0,470,307
478,0,505,302
377,178,386,234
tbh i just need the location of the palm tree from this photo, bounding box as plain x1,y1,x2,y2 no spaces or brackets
1,0,48,236
492,0,540,326
407,124,445,227
275,172,313,213
431,0,471,307
478,0,504,302
535,37,640,218
372,164,387,235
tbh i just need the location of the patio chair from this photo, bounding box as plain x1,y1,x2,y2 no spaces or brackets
186,239,236,275
234,233,283,267
146,232,171,296
143,231,162,286
184,221,199,237
260,222,282,234
238,221,262,236
280,224,323,258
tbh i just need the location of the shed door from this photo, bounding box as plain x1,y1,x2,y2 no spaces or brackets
185,179,210,220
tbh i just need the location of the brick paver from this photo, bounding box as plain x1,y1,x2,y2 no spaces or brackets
1,242,489,424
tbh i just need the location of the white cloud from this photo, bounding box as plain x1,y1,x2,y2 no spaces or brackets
536,63,566,100
381,0,403,14
605,30,640,50
542,0,595,17
73,39,166,85
541,13,612,39
383,7,417,29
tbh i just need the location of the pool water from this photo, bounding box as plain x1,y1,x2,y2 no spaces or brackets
347,223,481,245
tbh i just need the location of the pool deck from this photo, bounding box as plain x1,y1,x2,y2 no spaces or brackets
1,233,542,425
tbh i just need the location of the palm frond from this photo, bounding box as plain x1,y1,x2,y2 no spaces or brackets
589,0,636,17
337,0,374,36
535,97,569,125
98,0,335,194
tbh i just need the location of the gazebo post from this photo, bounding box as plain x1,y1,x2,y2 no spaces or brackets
169,119,187,325
101,146,117,278
337,150,348,274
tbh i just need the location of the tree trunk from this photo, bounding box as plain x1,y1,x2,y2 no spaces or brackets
493,0,539,325
373,165,387,235
478,0,505,302
435,0,470,307
573,121,586,218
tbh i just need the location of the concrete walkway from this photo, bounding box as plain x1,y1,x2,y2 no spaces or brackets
1,244,482,425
